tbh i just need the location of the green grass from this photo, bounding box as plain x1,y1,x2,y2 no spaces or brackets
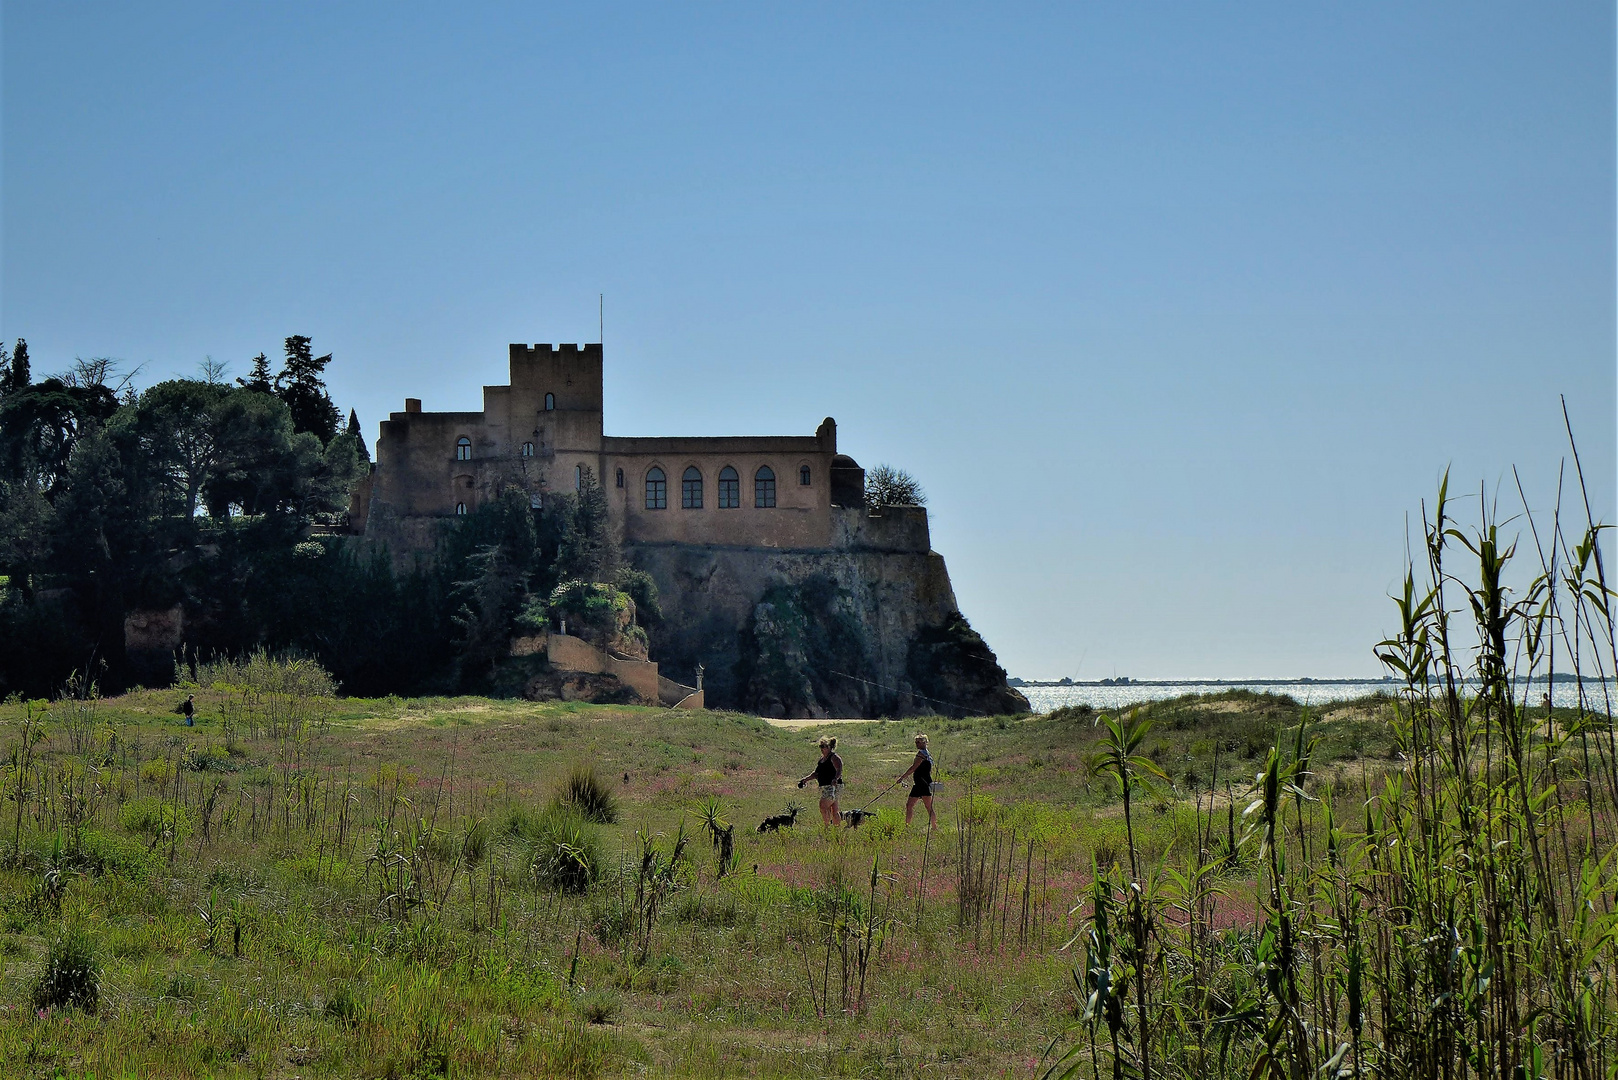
0,686,1402,1078
0,673,1608,1078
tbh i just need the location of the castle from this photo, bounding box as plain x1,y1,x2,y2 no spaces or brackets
357,343,1026,718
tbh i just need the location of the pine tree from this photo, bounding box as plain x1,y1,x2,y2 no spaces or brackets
275,336,341,443
346,408,369,462
237,352,274,394
3,339,30,396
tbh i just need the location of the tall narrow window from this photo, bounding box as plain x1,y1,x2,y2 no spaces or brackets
615,467,624,489
717,466,740,508
799,465,812,486
455,502,467,515
521,442,534,457
682,467,703,509
755,465,776,508
544,393,555,411
456,436,472,461
645,467,667,510
575,464,583,491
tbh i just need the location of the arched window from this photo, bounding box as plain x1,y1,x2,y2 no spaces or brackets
755,465,776,508
575,464,583,491
544,393,555,411
799,464,812,486
615,467,624,489
521,442,533,457
682,467,703,509
455,502,467,516
456,436,472,461
645,467,667,510
717,466,740,508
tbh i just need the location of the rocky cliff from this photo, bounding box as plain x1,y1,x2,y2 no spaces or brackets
627,507,1028,718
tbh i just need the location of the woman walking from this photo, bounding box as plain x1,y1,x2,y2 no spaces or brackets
798,735,844,827
897,734,936,827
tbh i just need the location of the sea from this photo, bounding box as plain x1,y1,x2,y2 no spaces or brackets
1018,679,1618,715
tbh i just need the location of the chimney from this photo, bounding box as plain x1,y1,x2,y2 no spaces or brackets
405,398,422,414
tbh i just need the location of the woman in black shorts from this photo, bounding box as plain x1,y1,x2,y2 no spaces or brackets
896,733,936,827
798,735,844,827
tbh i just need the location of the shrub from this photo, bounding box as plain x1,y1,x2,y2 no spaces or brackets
551,764,619,824
324,982,365,1028
864,464,926,507
575,988,621,1024
545,580,629,644
189,649,338,698
31,930,100,1013
119,797,193,845
527,808,603,894
613,567,661,626
590,895,635,946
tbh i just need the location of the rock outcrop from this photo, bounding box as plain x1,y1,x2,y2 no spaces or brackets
627,507,1028,717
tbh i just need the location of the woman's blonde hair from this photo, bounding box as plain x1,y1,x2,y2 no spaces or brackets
818,735,837,750
915,734,928,747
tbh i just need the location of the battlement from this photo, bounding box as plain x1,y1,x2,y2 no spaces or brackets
509,343,602,361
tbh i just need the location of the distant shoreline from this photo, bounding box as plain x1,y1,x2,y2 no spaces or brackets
1010,674,1590,688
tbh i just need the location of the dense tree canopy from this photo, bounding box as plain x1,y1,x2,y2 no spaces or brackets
0,335,637,700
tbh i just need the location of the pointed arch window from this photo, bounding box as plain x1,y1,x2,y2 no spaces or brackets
754,465,776,508
456,436,472,461
544,393,555,411
521,442,534,457
645,467,667,510
615,467,624,489
717,466,740,508
682,467,703,509
455,502,467,516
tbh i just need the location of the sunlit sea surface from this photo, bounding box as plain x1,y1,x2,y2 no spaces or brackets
1019,681,1618,714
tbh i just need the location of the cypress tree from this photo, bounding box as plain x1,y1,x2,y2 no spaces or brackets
3,339,30,396
346,408,369,462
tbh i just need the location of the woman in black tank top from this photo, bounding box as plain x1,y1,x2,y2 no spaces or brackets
797,735,843,826
896,733,937,827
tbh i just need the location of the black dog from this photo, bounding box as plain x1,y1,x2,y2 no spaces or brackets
756,804,801,833
840,808,877,829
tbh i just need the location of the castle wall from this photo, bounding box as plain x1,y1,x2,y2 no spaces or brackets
367,344,853,554
602,430,839,549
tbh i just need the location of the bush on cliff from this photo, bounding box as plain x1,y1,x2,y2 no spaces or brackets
864,464,926,507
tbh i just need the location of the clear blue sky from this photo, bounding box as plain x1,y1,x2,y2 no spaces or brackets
3,3,1613,678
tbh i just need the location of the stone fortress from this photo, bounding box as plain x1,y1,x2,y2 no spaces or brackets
356,342,1027,718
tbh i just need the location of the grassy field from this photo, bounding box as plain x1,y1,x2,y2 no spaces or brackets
0,679,1416,1079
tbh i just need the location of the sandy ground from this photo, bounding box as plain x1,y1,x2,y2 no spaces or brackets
764,717,890,729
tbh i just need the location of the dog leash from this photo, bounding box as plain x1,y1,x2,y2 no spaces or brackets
850,776,904,816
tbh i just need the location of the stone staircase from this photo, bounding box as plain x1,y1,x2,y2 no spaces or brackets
509,632,703,708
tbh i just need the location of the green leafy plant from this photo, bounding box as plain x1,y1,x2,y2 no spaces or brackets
527,808,602,895
551,764,619,824
31,929,99,1013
